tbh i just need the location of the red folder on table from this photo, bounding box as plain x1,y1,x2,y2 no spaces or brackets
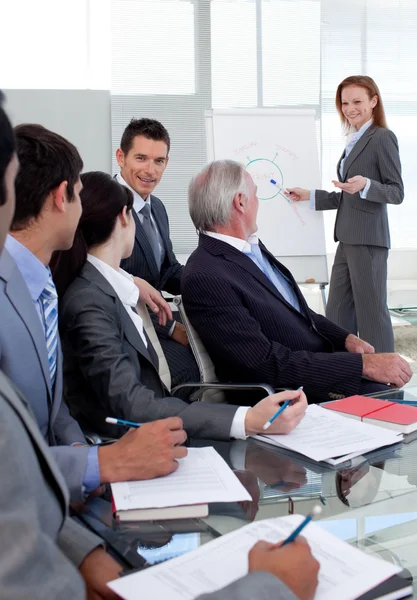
324,395,417,434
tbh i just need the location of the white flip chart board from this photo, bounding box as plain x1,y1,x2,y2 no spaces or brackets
206,109,328,284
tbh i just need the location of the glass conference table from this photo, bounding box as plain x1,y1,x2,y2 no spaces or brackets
76,386,417,595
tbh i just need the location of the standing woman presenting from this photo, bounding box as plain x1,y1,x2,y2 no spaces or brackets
288,75,404,353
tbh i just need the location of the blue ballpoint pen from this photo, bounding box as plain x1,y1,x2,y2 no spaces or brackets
105,417,141,428
281,506,322,546
263,386,304,430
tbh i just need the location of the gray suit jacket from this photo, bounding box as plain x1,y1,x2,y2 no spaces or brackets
59,261,238,440
0,370,294,600
0,370,102,600
0,248,89,502
316,125,404,248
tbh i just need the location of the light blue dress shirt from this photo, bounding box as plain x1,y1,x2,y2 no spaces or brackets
244,242,301,312
5,235,100,493
204,232,301,313
310,119,373,208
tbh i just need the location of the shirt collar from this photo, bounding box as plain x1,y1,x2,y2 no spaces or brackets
116,172,151,215
5,234,50,302
203,231,259,254
87,254,139,308
346,119,373,144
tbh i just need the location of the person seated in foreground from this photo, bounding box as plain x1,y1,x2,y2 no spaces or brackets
55,171,307,440
0,123,187,503
0,98,319,600
181,160,412,404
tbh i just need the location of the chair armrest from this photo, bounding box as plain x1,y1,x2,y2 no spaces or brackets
171,381,276,401
83,431,117,446
83,431,103,445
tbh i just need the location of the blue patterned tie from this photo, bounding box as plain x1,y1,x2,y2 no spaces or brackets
40,275,58,386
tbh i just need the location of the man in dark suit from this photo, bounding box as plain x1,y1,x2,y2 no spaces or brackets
117,118,199,391
182,160,412,404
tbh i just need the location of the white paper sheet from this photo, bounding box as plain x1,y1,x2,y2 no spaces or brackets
111,447,251,510
253,405,402,463
108,515,403,600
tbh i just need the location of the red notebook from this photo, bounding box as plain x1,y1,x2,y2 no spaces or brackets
324,395,417,434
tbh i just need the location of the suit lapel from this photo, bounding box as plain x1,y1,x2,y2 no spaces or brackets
133,209,160,277
0,371,67,511
259,242,313,318
340,125,377,180
1,250,53,402
150,195,168,256
201,236,304,316
81,262,159,372
119,305,159,371
336,151,344,181
49,341,63,429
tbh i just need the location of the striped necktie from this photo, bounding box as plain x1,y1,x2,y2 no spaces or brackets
40,276,58,386
140,202,162,266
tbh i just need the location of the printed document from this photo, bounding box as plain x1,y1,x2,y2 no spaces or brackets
253,405,402,463
108,515,404,600
111,447,251,510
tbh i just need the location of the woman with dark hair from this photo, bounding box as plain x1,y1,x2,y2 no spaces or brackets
57,171,308,440
288,75,404,354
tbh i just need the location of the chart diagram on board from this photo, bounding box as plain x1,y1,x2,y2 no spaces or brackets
245,152,306,228
208,109,326,260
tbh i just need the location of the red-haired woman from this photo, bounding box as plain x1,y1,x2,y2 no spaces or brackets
288,75,404,353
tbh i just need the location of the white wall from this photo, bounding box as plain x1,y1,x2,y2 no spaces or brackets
4,89,111,173
327,250,417,282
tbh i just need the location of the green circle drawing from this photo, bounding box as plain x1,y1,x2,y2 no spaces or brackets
245,158,284,201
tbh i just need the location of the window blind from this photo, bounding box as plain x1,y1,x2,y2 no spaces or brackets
2,0,416,251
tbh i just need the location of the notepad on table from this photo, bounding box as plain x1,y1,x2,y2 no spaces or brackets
108,514,412,600
111,447,251,521
324,395,417,434
252,404,403,465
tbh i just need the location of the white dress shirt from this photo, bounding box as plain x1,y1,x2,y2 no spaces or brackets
203,230,256,254
87,254,148,348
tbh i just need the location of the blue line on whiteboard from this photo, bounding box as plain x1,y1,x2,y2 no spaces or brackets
245,157,284,201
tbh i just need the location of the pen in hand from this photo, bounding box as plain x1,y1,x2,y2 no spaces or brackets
270,179,291,195
281,506,322,547
105,417,142,428
263,386,303,431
